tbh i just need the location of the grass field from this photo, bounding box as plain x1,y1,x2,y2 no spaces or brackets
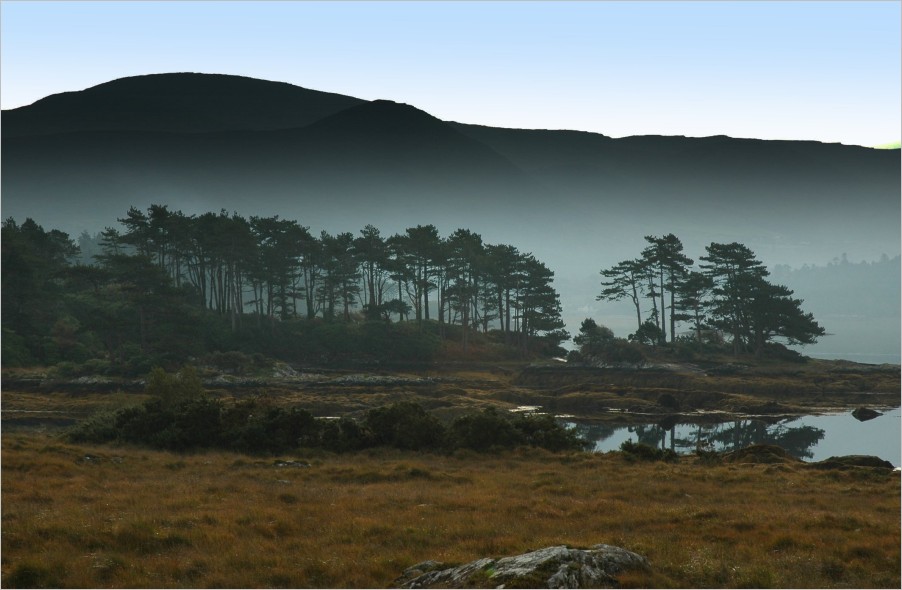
2,433,898,588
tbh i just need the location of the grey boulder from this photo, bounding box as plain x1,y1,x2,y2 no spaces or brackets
395,544,649,589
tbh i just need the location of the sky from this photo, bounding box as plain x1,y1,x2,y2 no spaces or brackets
1,1,899,147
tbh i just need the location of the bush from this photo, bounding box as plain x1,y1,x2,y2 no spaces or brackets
762,342,808,363
162,396,223,450
449,409,587,452
2,328,34,366
115,401,176,447
629,321,662,346
620,439,678,462
4,561,62,589
319,417,372,452
256,407,319,452
206,350,254,375
513,413,587,452
359,321,441,364
122,354,158,377
364,402,446,451
82,357,113,375
565,349,585,364
575,319,646,366
220,400,321,454
67,409,123,444
50,361,80,378
449,408,524,451
66,397,588,456
146,366,204,408
604,340,647,365
573,318,615,356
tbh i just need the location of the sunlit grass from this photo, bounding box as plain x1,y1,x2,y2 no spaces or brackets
2,433,898,588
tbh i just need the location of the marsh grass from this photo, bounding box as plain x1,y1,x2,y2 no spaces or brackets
2,433,898,588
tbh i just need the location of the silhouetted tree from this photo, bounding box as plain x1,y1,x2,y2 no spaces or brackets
354,224,389,320
642,234,693,344
445,229,483,351
701,242,823,355
672,270,714,345
598,259,646,332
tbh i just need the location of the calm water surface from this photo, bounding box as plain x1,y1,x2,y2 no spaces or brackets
569,407,901,466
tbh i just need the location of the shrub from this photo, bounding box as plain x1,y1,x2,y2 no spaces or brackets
629,321,662,346
162,396,223,450
207,350,254,375
657,393,680,410
66,398,588,456
2,328,34,366
620,439,678,462
762,342,808,363
364,402,446,451
250,353,272,370
565,349,585,364
4,561,62,588
256,407,319,452
82,357,113,375
513,413,587,452
219,399,260,450
221,400,320,454
449,408,524,451
359,321,441,364
67,409,122,444
146,366,204,408
573,318,615,356
575,319,647,366
319,417,372,452
123,357,155,376
115,400,176,447
606,340,647,365
50,361,80,378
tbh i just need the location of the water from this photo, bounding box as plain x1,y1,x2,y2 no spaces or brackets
568,407,901,466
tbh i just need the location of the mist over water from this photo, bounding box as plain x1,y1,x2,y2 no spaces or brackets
5,190,899,365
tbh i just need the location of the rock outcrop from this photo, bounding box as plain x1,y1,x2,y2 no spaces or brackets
394,544,650,589
812,455,895,470
851,407,882,422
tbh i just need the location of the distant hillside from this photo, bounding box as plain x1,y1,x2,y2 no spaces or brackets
2,91,536,232
452,122,899,214
3,73,898,257
1,72,365,136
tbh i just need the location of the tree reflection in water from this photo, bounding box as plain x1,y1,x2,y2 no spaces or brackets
572,418,826,459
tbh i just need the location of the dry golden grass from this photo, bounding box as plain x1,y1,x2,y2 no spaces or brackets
1,391,150,415
2,433,899,588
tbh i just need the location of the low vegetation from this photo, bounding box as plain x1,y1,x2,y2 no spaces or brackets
66,383,587,455
2,433,898,588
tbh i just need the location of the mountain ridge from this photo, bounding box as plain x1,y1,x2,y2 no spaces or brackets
1,72,366,137
2,72,898,261
6,72,897,150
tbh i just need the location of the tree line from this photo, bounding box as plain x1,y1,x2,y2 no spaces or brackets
597,234,825,356
2,206,567,370
98,205,566,349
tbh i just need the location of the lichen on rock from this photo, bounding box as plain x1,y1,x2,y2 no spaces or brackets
395,544,649,589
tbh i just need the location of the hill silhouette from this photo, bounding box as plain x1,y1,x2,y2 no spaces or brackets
1,72,365,137
3,72,897,255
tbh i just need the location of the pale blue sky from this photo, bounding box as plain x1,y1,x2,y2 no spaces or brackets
1,1,899,146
